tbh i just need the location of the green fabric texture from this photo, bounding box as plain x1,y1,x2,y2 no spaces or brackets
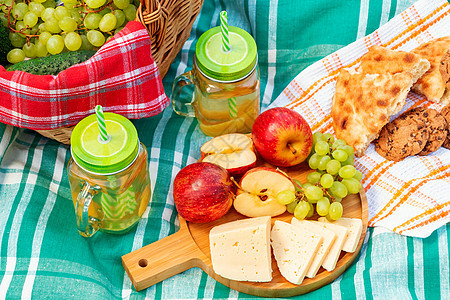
1,0,449,299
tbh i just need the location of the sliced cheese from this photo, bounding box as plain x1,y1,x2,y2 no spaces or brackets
310,221,348,272
209,216,272,282
270,220,322,285
291,218,337,278
318,217,363,253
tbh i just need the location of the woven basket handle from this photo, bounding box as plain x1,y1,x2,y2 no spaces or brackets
136,0,168,47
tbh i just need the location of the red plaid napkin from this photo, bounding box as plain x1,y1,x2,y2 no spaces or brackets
0,21,169,130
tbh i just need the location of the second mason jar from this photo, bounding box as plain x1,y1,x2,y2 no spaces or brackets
67,112,151,238
172,26,260,137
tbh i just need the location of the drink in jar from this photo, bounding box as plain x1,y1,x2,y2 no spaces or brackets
67,110,151,237
172,25,260,137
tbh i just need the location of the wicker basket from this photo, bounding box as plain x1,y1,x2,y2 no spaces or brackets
137,0,203,78
36,0,203,145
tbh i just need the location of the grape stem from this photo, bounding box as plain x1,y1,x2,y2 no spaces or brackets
275,168,303,191
323,189,337,202
6,1,13,29
81,0,114,14
4,1,40,42
276,167,341,203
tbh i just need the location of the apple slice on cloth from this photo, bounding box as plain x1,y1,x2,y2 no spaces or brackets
200,133,257,176
252,107,313,167
234,167,294,217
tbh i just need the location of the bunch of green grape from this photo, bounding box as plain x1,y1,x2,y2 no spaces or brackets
0,0,139,64
276,132,363,221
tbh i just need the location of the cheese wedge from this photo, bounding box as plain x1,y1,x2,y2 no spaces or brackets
270,220,322,285
209,216,272,282
291,218,337,278
318,217,363,253
310,221,348,272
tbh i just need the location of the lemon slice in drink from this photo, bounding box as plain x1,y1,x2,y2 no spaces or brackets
71,112,139,174
81,119,127,157
205,32,248,66
195,26,257,82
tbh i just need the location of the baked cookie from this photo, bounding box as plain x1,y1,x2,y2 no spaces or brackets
418,108,448,155
397,106,429,123
375,108,429,161
441,104,450,149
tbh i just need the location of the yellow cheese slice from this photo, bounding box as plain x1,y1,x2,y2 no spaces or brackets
318,217,363,253
291,218,337,278
271,220,322,285
310,220,348,272
209,216,272,282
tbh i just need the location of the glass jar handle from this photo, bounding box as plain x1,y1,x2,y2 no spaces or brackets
75,182,101,238
171,70,196,117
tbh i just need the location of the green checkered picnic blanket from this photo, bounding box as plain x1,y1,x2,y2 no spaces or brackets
1,0,449,299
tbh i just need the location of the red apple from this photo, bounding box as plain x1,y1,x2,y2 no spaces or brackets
252,107,313,167
173,162,234,223
200,133,257,177
233,167,294,217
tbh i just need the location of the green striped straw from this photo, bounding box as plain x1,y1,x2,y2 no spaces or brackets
95,105,109,142
228,97,237,118
221,11,236,118
220,11,230,52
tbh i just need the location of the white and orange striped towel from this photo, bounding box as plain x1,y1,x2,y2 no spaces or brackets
271,0,450,238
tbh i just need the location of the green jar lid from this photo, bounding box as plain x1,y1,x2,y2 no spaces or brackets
71,112,139,174
195,26,257,82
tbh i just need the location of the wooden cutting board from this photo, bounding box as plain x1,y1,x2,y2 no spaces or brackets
122,161,369,297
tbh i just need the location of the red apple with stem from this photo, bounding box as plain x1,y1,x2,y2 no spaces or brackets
173,162,235,223
252,107,313,167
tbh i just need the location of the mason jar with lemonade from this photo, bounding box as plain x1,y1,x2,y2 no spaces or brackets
67,106,151,237
171,11,260,137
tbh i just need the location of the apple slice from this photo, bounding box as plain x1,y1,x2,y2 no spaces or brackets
200,133,257,177
234,167,294,217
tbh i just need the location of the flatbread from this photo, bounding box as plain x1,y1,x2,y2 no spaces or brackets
440,48,450,91
331,46,430,157
411,36,450,104
360,45,430,84
332,69,415,157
